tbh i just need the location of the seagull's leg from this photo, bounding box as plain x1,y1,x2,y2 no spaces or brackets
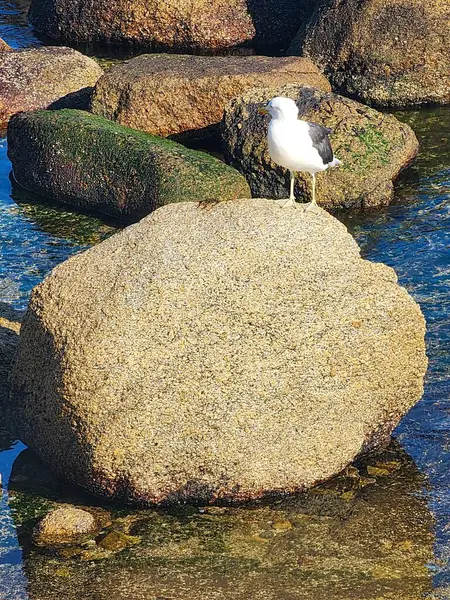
290,171,295,201
305,173,320,214
275,170,297,208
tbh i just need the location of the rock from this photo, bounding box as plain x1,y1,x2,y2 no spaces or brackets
33,506,98,548
19,445,435,599
90,54,331,141
97,531,141,551
0,38,12,52
288,0,450,108
10,199,427,505
28,0,255,52
28,0,321,52
222,85,419,209
0,303,22,413
246,0,319,50
7,109,250,222
0,46,103,133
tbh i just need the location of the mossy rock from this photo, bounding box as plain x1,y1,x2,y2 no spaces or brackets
7,109,250,222
222,85,418,210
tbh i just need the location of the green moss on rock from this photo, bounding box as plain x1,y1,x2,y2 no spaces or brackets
7,109,250,222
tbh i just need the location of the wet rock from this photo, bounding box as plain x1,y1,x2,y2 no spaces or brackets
33,507,98,548
28,0,321,52
0,38,12,52
97,531,141,551
90,54,330,141
19,445,435,600
222,85,419,209
289,0,450,108
0,47,103,133
0,303,22,421
10,199,427,505
7,109,250,222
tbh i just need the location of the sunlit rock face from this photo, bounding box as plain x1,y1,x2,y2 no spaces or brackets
10,199,427,505
90,55,330,142
0,47,103,133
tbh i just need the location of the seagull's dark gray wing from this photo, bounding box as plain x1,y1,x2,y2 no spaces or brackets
307,122,334,165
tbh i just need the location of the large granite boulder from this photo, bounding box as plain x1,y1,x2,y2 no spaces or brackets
10,199,427,505
90,54,330,141
0,47,103,133
222,85,419,209
289,0,450,108
7,110,250,222
28,0,320,52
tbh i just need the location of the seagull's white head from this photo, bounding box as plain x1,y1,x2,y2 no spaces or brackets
258,97,299,121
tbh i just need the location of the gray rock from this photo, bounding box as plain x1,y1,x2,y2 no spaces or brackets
10,199,427,505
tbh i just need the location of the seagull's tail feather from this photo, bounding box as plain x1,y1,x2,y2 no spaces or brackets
329,157,341,168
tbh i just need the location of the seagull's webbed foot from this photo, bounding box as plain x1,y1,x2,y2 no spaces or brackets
275,198,297,208
303,200,320,215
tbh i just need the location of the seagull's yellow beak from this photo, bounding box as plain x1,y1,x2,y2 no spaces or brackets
257,106,269,115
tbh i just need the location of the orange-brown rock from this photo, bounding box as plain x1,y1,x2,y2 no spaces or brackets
29,0,321,52
0,46,103,132
91,54,330,140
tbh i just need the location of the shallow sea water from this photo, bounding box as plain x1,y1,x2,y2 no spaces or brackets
1,1,450,597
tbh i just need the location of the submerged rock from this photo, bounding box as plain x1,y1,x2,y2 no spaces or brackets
90,54,330,141
222,85,419,209
0,47,103,133
10,199,427,505
7,110,250,222
289,0,450,108
15,444,435,600
28,0,320,52
33,507,98,548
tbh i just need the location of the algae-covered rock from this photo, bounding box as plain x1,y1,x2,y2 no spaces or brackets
10,199,427,505
90,54,330,141
0,47,103,133
7,110,250,222
13,444,435,600
222,85,419,209
33,507,98,548
289,0,450,108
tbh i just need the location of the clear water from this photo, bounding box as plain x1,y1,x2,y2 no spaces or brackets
1,1,450,597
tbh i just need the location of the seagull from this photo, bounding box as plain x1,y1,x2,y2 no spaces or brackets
258,97,341,212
